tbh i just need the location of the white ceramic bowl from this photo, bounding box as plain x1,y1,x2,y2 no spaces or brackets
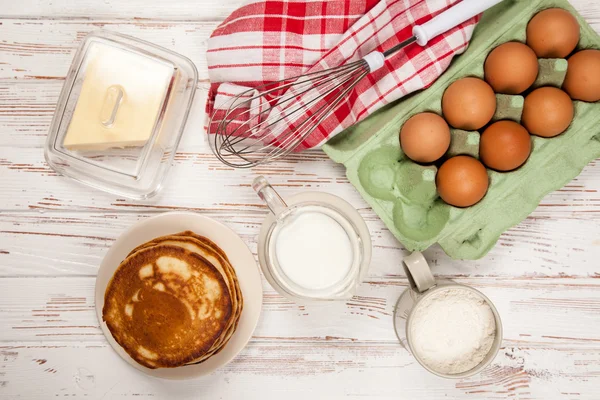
95,212,263,379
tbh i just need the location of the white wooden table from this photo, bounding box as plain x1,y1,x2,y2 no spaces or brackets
1,1,599,399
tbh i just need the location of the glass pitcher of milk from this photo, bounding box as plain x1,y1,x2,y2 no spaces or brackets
254,176,371,302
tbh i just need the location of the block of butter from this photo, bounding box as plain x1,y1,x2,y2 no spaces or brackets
63,42,174,151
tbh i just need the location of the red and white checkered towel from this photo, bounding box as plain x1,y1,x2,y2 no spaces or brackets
206,0,480,150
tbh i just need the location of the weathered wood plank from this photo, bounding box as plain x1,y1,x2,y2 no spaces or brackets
0,19,217,81
0,212,599,278
0,82,60,147
0,343,599,399
0,145,598,213
1,276,599,345
1,0,246,20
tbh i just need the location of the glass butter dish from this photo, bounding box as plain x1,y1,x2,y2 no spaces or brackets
45,31,198,199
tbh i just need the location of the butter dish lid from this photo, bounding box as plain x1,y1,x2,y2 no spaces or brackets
45,30,198,199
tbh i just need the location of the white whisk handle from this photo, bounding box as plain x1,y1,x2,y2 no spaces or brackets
363,51,386,72
412,0,503,46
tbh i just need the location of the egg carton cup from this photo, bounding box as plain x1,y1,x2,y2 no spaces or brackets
323,0,600,260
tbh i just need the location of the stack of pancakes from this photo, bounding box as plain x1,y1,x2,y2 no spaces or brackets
103,231,243,369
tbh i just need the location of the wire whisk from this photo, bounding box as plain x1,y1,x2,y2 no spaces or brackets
207,0,502,168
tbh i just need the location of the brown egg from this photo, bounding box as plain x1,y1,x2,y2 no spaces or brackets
522,87,574,137
436,156,489,208
526,8,580,58
563,49,600,102
484,42,539,94
480,121,531,171
442,77,496,130
400,113,450,163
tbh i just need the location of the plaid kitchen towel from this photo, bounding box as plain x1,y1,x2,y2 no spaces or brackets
206,0,480,150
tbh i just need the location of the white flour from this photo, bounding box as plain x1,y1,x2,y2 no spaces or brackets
409,287,496,375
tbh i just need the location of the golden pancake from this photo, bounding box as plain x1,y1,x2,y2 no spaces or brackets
129,232,243,364
175,232,243,364
103,244,232,368
131,237,241,353
128,233,241,311
129,233,243,313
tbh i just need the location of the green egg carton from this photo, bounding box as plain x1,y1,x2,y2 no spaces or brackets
323,0,600,260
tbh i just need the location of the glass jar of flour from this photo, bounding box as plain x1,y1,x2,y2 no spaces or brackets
254,176,371,302
394,252,503,378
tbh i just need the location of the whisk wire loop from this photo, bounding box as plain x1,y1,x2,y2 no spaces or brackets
209,58,370,168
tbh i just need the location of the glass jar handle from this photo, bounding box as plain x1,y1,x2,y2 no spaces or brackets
252,176,288,218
